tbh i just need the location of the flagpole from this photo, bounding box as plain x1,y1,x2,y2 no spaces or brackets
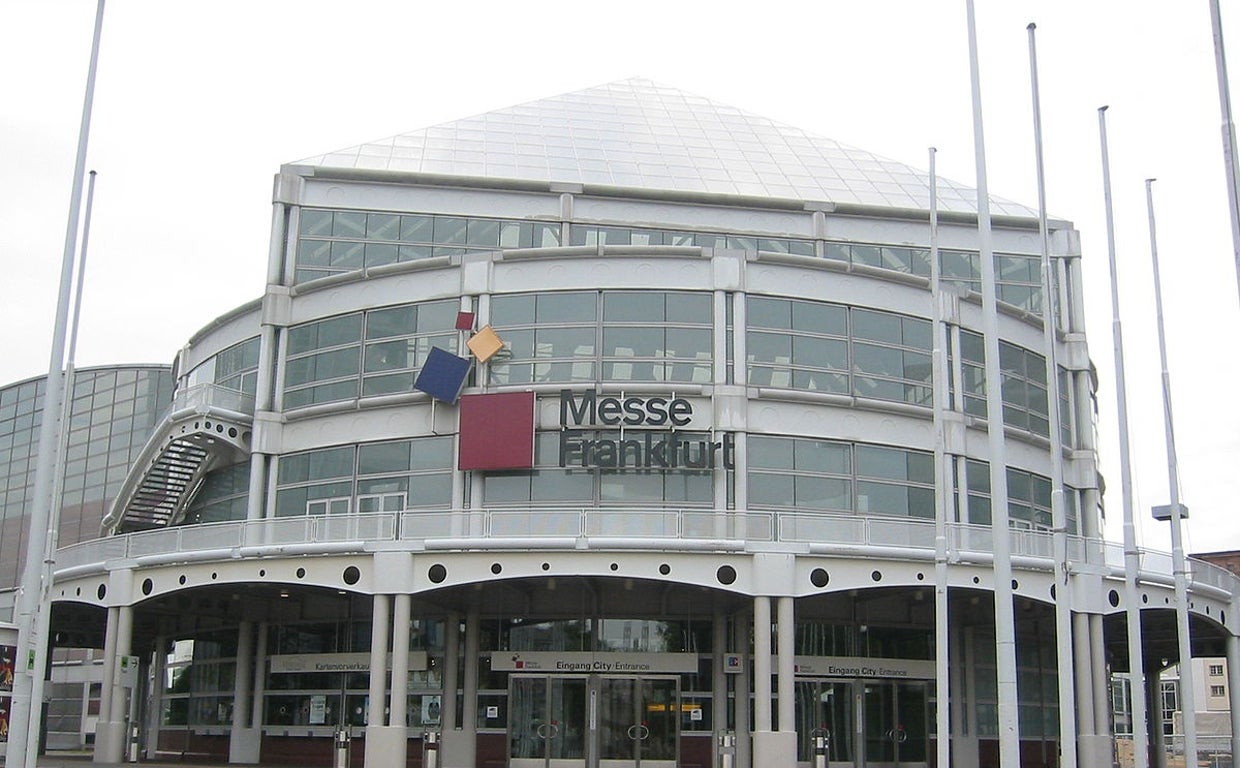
1099,105,1149,768
1026,22,1077,768
6,3,106,767
23,170,97,768
1208,0,1240,305
964,3,1020,763
1145,178,1198,765
928,146,951,768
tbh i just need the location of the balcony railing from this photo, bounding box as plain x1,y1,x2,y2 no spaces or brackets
164,382,256,419
49,507,1240,600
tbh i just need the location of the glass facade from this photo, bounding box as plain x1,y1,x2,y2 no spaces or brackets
296,209,562,283
183,336,260,396
0,366,171,589
283,300,459,408
274,437,454,517
296,208,1046,316
488,291,713,386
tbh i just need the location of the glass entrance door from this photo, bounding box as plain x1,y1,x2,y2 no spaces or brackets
598,677,678,768
509,676,588,768
863,682,928,768
795,680,854,766
508,675,679,768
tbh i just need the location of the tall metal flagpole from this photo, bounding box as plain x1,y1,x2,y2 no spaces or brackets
24,170,97,768
928,147,951,768
964,3,1020,764
1208,0,1240,304
1099,106,1150,768
1145,178,1199,765
1026,23,1077,768
6,3,106,767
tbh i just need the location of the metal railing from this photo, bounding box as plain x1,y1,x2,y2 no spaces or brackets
50,507,1240,599
164,382,256,419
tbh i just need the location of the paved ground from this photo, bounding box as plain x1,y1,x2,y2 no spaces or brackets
35,754,234,768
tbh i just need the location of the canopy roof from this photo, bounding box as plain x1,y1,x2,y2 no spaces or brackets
294,77,1036,218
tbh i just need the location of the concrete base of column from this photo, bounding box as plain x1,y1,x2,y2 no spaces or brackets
1079,734,1114,768
751,731,796,765
365,725,407,766
228,726,261,764
951,734,980,768
93,720,126,764
441,729,476,768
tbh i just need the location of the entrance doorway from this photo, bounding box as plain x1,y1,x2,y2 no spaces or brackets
509,674,680,768
795,679,929,768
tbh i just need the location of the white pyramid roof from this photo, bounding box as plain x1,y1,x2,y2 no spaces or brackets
294,78,1036,218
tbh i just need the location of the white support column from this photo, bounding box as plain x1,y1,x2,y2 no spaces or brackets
366,595,405,766
229,620,260,763
95,605,132,764
753,597,771,733
1149,670,1166,768
146,640,165,760
1073,612,1098,766
443,612,460,731
776,597,794,733
96,607,119,733
1089,614,1111,767
454,606,481,767
1227,632,1240,768
953,626,980,768
713,610,727,752
733,608,751,768
250,623,267,731
390,595,411,731
368,595,391,728
751,596,794,764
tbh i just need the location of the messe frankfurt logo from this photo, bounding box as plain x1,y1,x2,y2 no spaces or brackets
458,392,536,471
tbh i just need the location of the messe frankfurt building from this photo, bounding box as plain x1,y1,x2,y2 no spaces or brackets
4,78,1240,768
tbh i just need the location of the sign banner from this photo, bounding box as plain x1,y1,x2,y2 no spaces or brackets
0,646,13,691
491,651,699,674
788,656,936,680
270,651,429,674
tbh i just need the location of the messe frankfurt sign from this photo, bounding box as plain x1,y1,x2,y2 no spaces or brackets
558,389,735,470
457,389,735,472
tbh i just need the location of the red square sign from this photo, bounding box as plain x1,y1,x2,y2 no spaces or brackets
458,392,535,471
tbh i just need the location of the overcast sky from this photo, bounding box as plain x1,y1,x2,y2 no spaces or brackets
2,1,1238,555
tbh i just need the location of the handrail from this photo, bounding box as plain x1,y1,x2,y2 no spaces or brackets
51,508,1240,601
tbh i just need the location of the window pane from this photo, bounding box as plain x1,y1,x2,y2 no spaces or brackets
366,305,416,340
367,213,400,240
358,441,411,475
537,293,595,323
433,217,467,244
748,437,793,470
748,297,790,330
852,310,902,344
604,292,664,322
492,295,536,326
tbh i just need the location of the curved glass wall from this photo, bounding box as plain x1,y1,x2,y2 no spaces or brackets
747,297,932,405
571,225,814,256
296,209,562,283
959,457,1080,535
274,437,454,517
487,291,713,386
0,367,171,587
283,300,458,408
748,437,933,518
953,329,1073,442
183,337,260,396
